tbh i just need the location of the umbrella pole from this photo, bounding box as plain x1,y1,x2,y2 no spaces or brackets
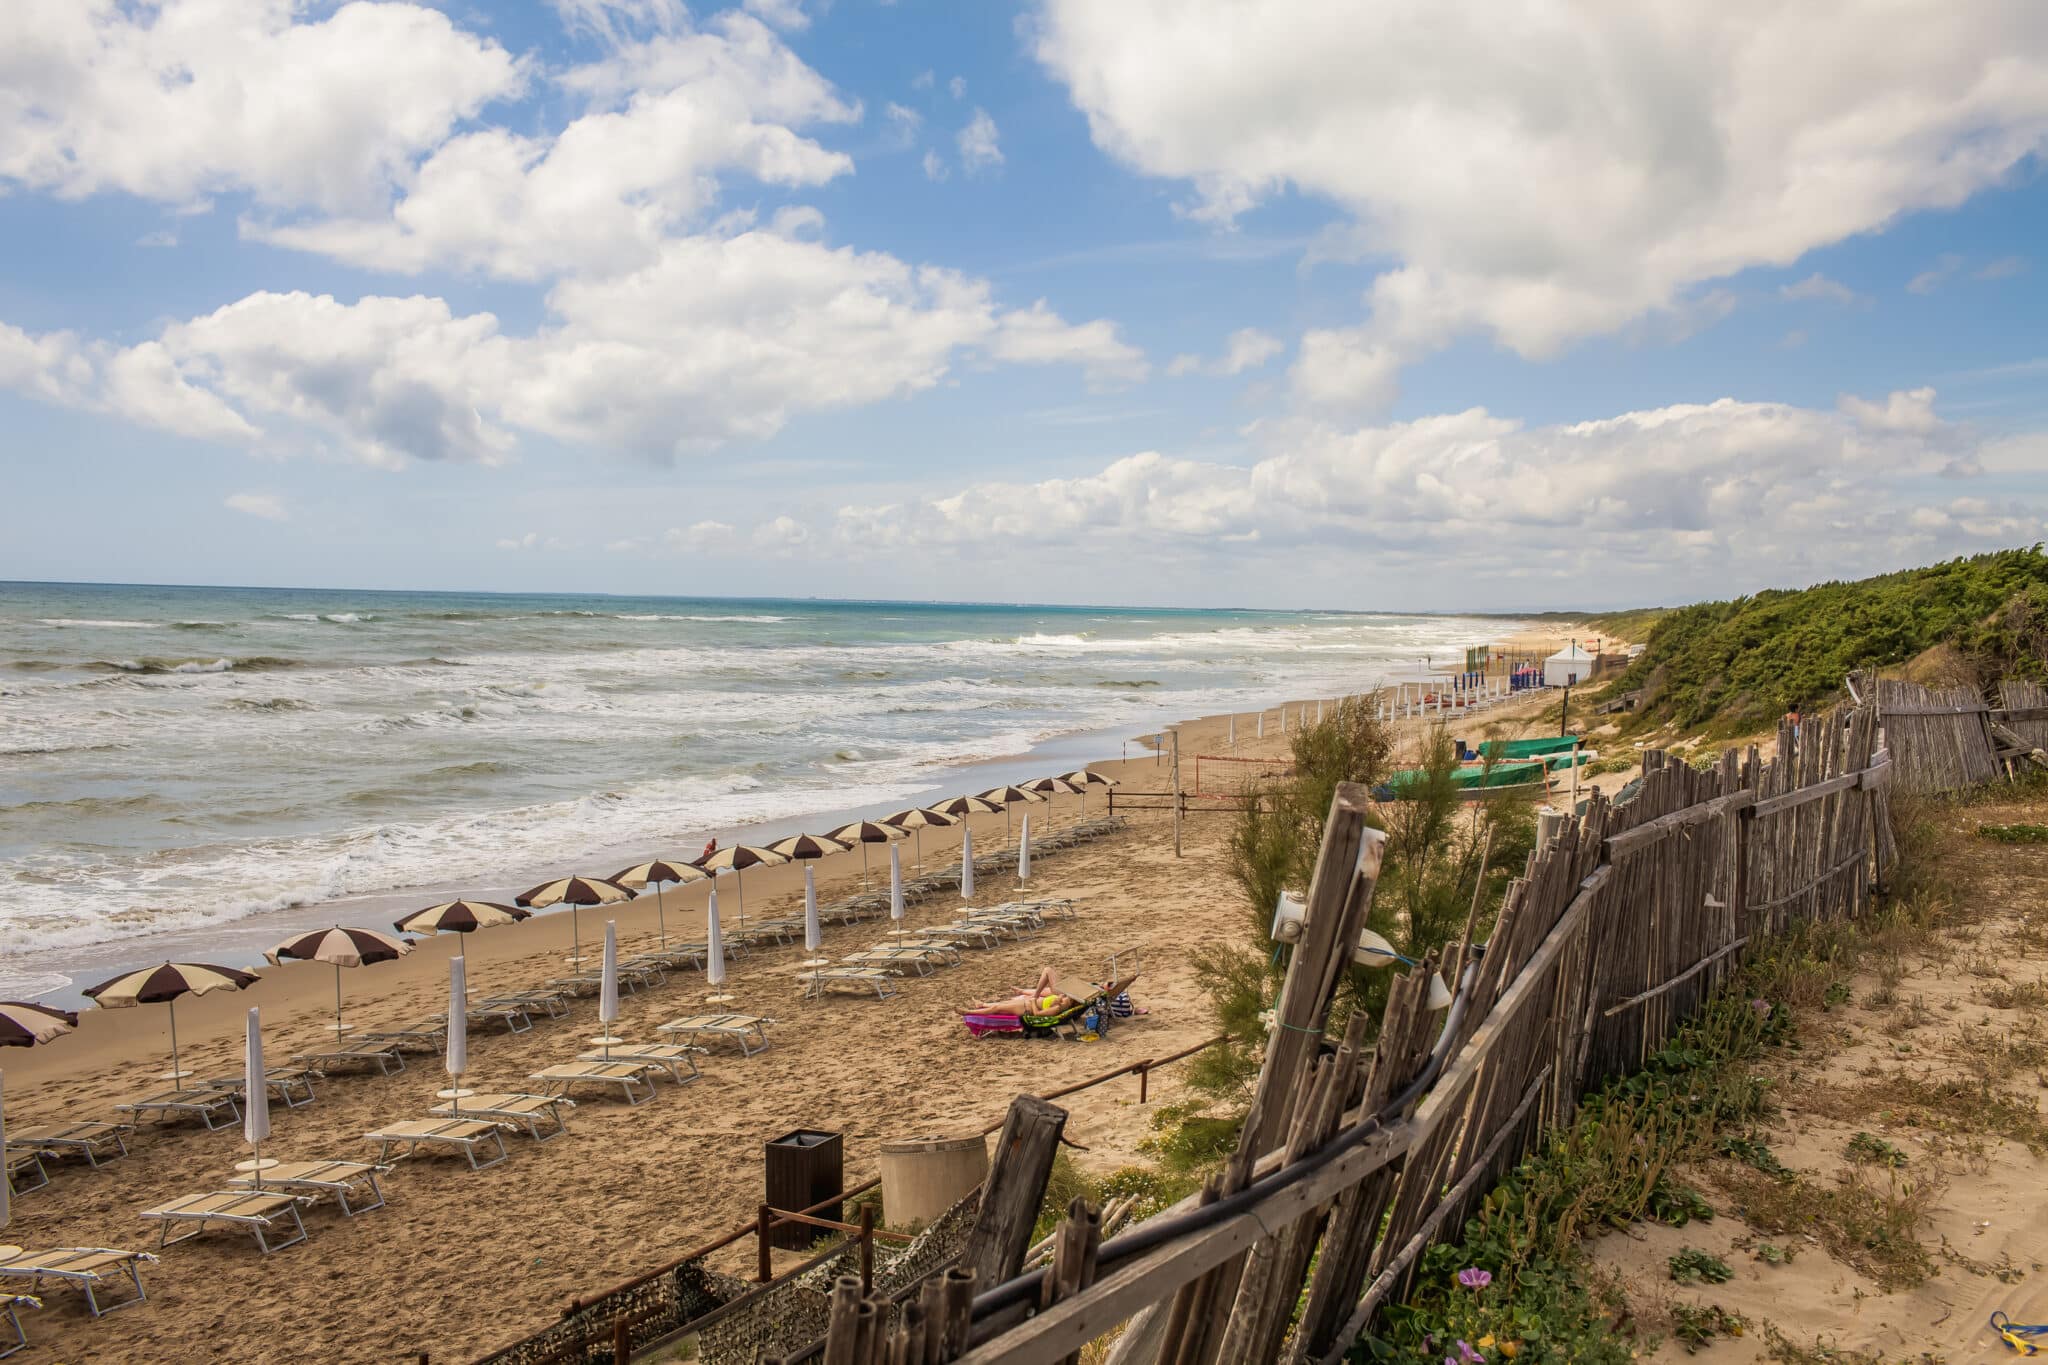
168,1000,181,1086
656,883,667,950
861,843,870,891
335,961,345,1034
916,828,925,877
737,872,746,930
572,905,582,970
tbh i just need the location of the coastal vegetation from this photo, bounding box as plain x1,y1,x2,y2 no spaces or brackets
1607,546,2048,732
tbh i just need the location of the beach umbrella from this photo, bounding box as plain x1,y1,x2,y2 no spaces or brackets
84,962,257,1084
595,922,621,1060
443,957,470,1113
394,899,529,936
609,859,710,951
1024,776,1081,831
0,1001,77,1049
882,806,960,876
704,887,732,1005
766,832,851,863
695,845,790,930
960,826,975,902
888,843,905,935
267,925,411,1036
1059,769,1118,817
239,1007,274,1189
978,785,1045,845
824,821,902,890
1018,815,1032,882
800,865,827,967
517,875,636,971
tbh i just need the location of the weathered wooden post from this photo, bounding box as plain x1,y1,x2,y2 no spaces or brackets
959,1095,1067,1290
1171,728,1183,859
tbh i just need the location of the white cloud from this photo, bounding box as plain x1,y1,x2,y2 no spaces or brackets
549,0,687,48
224,492,288,521
754,514,811,547
0,319,257,444
742,0,810,31
948,76,967,99
1034,0,2048,402
922,149,948,182
911,70,935,91
1290,328,1402,413
990,301,1148,386
884,102,922,140
1780,273,1865,307
1839,385,1940,435
1975,256,2028,281
1169,327,1282,377
0,0,523,214
957,109,1003,174
1908,253,1965,294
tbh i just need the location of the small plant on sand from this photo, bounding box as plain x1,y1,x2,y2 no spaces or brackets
1844,1132,1908,1168
1754,1242,1795,1266
1978,822,2048,844
1716,1132,1791,1179
1668,1248,1734,1285
1669,1303,1748,1352
1723,1165,1938,1290
1649,1179,1716,1229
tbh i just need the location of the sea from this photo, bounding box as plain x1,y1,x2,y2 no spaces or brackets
0,582,1510,1000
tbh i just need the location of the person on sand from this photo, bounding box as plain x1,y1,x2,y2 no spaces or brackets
959,967,1074,1017
701,836,718,862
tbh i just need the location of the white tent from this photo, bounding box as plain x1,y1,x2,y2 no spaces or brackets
1544,644,1594,688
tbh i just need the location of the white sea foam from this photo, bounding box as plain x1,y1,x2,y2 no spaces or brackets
36,618,160,628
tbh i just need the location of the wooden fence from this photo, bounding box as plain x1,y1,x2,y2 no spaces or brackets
1872,675,2048,790
791,701,1899,1364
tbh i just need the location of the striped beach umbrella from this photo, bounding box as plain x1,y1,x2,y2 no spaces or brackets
0,1001,77,1049
84,962,258,1082
883,806,960,875
609,859,710,950
695,845,790,929
978,785,1045,845
1025,776,1082,830
1059,769,1118,817
268,926,412,1035
518,875,636,970
394,900,530,936
824,821,903,890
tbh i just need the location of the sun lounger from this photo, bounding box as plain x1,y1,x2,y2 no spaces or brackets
6,1120,134,1170
964,974,1141,1042
997,898,1078,919
140,1189,311,1253
364,1118,510,1170
798,968,902,1001
114,1087,241,1131
199,1065,320,1109
480,989,572,1019
429,1093,574,1142
0,1247,155,1317
526,1061,659,1106
465,1001,533,1034
840,949,936,977
358,1018,448,1053
870,939,962,964
657,1013,774,1056
633,945,705,971
574,1044,703,1084
925,920,1006,948
225,1160,390,1216
5,1150,47,1195
2,1292,34,1359
295,1038,405,1073
547,964,656,996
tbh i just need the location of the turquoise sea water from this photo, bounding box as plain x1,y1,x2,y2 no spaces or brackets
0,581,1507,993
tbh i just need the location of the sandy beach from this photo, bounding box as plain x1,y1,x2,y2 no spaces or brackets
1,669,1576,1363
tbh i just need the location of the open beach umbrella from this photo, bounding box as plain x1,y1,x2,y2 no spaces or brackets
609,859,710,951
978,785,1045,845
595,922,621,1059
1025,776,1082,831
394,899,528,936
704,887,731,1004
801,865,826,967
443,956,469,1112
959,826,975,902
823,821,902,890
766,834,850,940
882,806,961,876
240,1007,273,1188
267,926,411,1036
517,875,636,971
0,1001,77,1049
84,962,258,1083
695,845,790,930
1018,815,1032,882
1059,770,1118,817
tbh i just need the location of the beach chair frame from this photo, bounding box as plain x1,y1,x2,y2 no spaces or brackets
141,1190,312,1254
0,1248,155,1317
525,1063,659,1106
5,1150,47,1196
465,1001,533,1034
114,1087,242,1131
292,1041,405,1075
226,1161,391,1217
798,968,902,1001
7,1121,134,1169
357,1020,448,1054
429,1094,575,1142
1,1293,33,1359
365,1119,511,1171
574,1045,703,1085
657,1014,774,1056
200,1066,320,1110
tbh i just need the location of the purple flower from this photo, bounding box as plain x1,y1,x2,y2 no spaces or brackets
1457,1267,1492,1289
1457,1340,1487,1364
1750,998,1771,1016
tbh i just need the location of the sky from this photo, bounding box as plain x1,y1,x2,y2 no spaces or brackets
2,0,2046,612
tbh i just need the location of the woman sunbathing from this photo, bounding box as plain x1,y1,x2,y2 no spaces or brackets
958,967,1076,1017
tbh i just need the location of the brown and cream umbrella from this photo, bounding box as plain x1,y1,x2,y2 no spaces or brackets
267,926,412,1036
394,899,530,937
694,845,790,930
978,785,1046,846
609,859,711,950
83,962,258,1083
882,805,960,875
1059,769,1119,818
0,1001,77,1049
1024,776,1082,831
517,875,636,970
823,821,904,890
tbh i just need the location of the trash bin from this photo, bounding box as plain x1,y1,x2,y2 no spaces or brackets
765,1128,843,1249
879,1133,988,1230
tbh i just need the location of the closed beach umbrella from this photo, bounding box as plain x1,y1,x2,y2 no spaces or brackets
824,821,902,890
84,962,258,1083
444,956,469,1112
0,1001,76,1049
609,859,710,950
1018,815,1032,882
978,785,1045,845
267,925,411,1035
889,843,905,933
1059,769,1118,817
801,864,826,967
241,1007,272,1188
597,922,621,1059
960,826,975,902
517,874,636,970
1024,776,1081,831
882,806,960,876
704,887,731,1004
695,845,789,929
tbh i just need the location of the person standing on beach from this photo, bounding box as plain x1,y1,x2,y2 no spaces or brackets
701,836,718,862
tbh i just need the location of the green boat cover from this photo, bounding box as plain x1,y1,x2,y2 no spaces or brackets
1474,735,1582,759
1382,760,1545,795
